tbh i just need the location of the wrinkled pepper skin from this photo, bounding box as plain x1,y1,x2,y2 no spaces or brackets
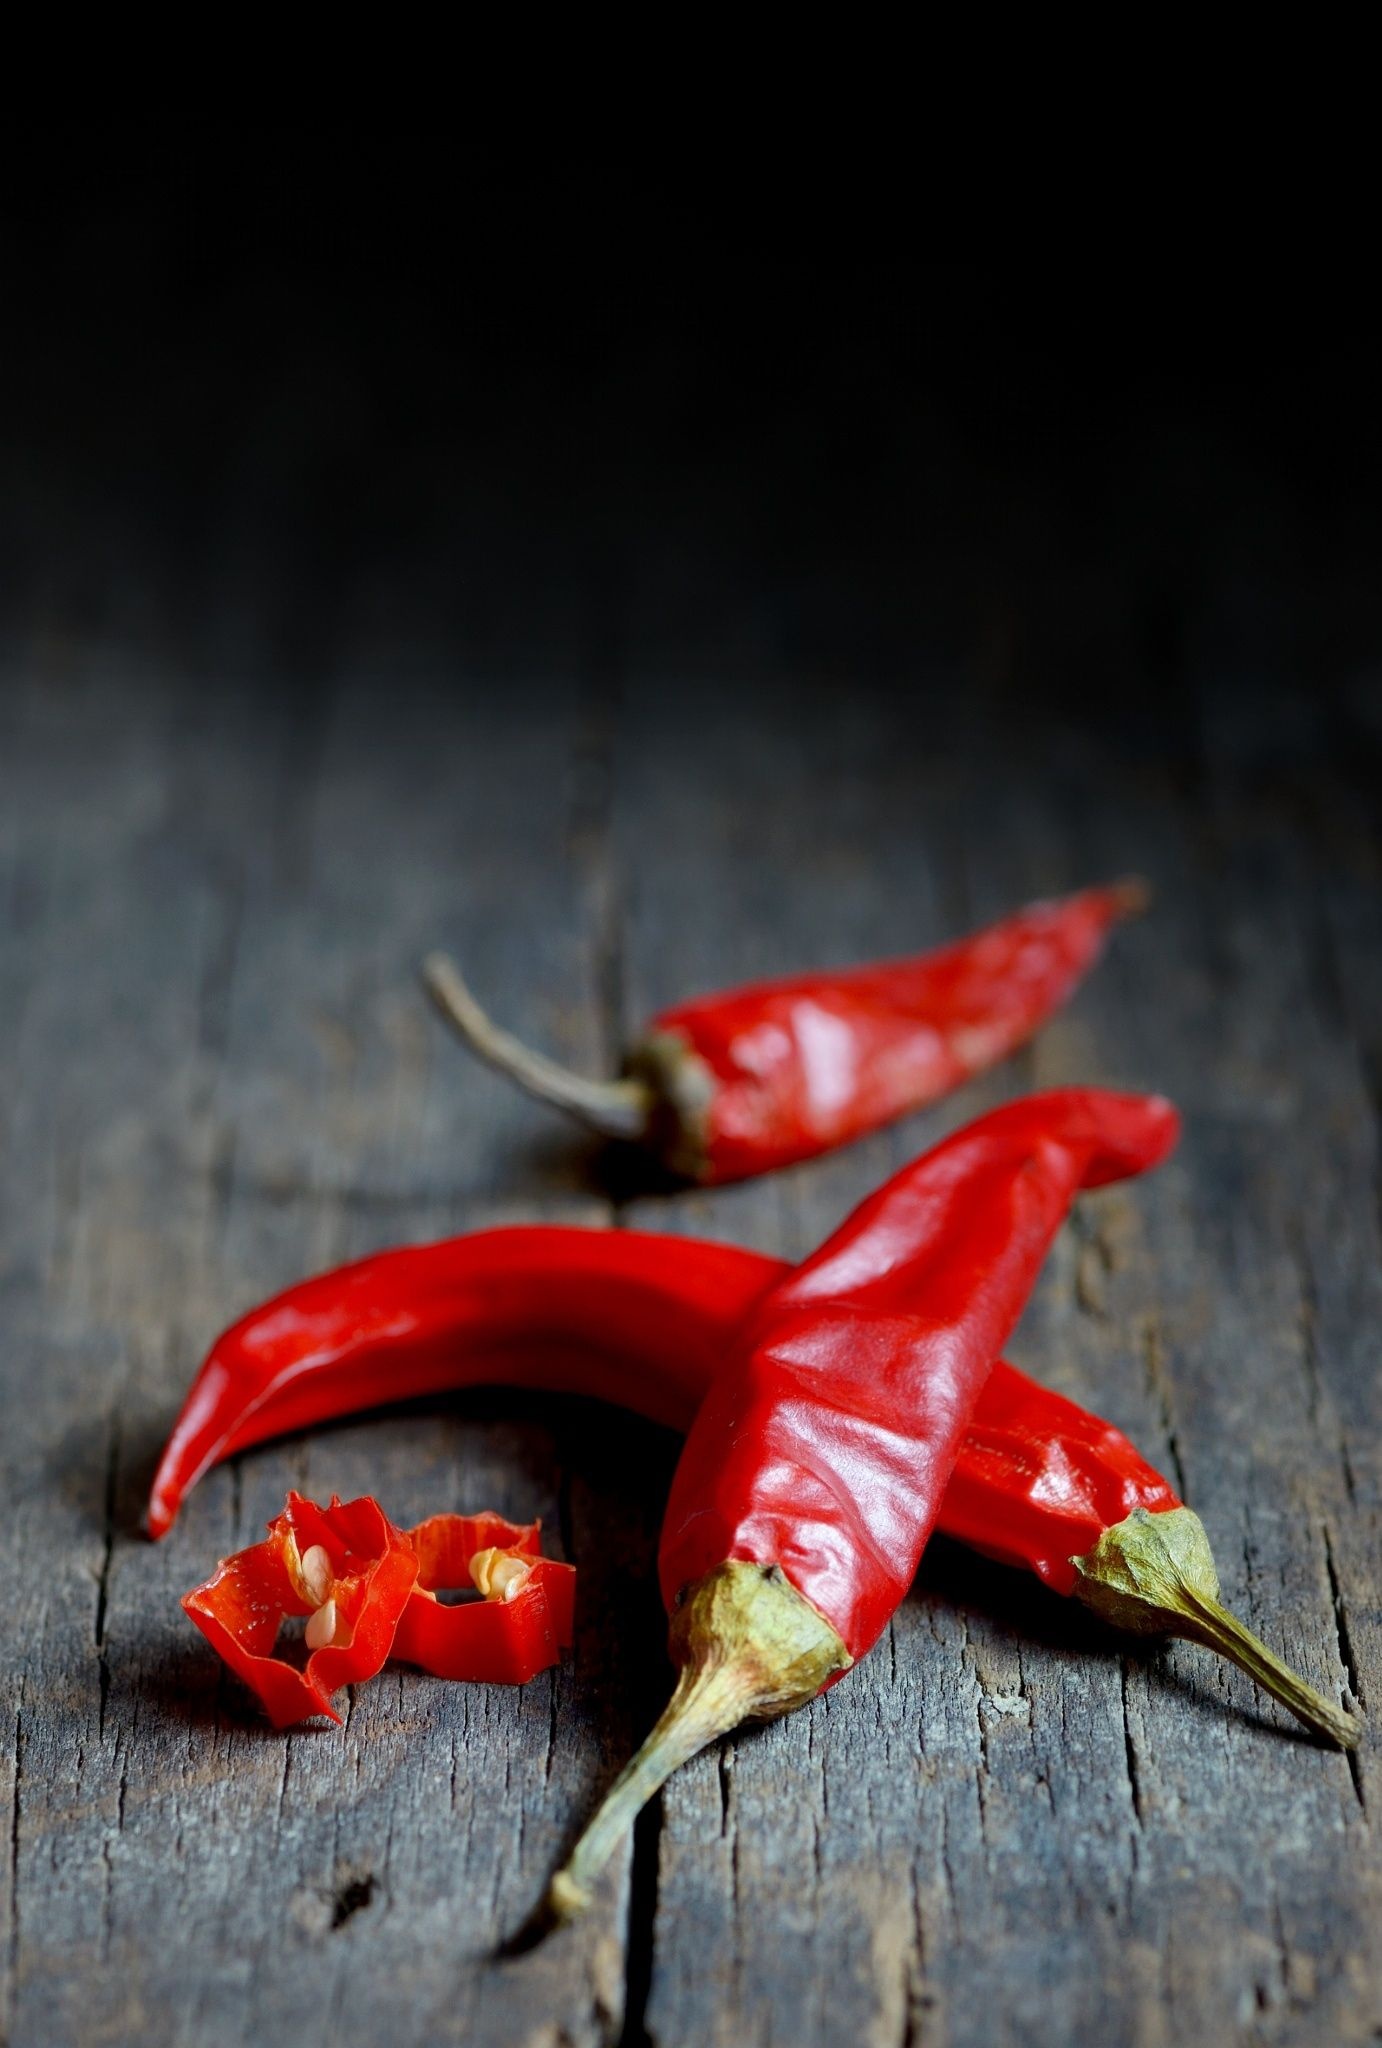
645,884,1145,1181
149,1221,1181,1601
935,1365,1178,1592
659,1088,1180,1662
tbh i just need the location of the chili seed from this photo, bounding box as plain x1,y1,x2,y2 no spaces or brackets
299,1544,333,1606
305,1598,337,1651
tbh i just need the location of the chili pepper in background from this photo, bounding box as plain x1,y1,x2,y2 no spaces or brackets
544,1087,1185,1918
181,1492,419,1727
182,1500,577,1724
152,1224,1359,1746
422,880,1149,1183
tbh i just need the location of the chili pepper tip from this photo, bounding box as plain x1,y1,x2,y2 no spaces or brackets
1072,1507,1361,1750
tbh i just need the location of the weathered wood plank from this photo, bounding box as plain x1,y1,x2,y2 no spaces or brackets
0,648,652,2047
600,666,1381,2048
3,642,1379,2047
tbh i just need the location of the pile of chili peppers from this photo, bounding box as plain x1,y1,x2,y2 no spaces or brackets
157,883,1361,1926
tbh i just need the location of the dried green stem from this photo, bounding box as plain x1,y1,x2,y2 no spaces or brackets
1072,1506,1360,1750
547,1561,850,1923
1109,875,1153,919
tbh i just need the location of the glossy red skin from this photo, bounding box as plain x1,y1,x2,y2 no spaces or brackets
392,1511,576,1684
181,1492,419,1728
659,1089,1180,1664
150,1220,1180,1599
650,885,1139,1182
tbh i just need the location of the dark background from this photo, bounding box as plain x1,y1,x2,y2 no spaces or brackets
4,135,1379,754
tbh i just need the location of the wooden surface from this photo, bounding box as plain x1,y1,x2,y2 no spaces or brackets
2,644,1379,2048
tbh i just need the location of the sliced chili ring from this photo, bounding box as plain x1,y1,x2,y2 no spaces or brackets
394,1512,576,1685
181,1491,418,1729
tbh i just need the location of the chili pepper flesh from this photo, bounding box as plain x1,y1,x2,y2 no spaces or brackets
153,1222,1357,1751
424,881,1149,1182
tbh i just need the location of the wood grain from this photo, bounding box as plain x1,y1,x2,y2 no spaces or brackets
1,640,1378,2047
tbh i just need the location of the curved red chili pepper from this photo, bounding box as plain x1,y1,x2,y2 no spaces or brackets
424,881,1148,1182
146,1230,774,1539
181,1492,419,1728
546,1088,1180,1915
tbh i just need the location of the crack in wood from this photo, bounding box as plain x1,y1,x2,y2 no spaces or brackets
1268,1893,1293,2016
1073,1208,1115,1321
1321,1523,1365,1711
100,1834,115,1966
902,1884,933,2048
1321,1522,1368,1818
618,1801,661,2048
7,1685,22,2039
1120,1663,1144,1831
331,1873,376,1930
95,1415,121,1748
1289,1225,1325,1427
1140,1316,1187,1503
275,1742,292,1842
545,1665,562,1797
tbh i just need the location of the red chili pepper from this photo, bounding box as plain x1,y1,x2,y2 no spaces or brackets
181,1492,419,1728
146,1229,773,1540
423,881,1149,1182
545,1088,1185,1914
152,1218,1357,1751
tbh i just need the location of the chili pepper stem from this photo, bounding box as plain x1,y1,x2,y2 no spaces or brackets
1109,875,1153,919
547,1561,850,1923
1071,1507,1361,1749
421,953,655,1142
